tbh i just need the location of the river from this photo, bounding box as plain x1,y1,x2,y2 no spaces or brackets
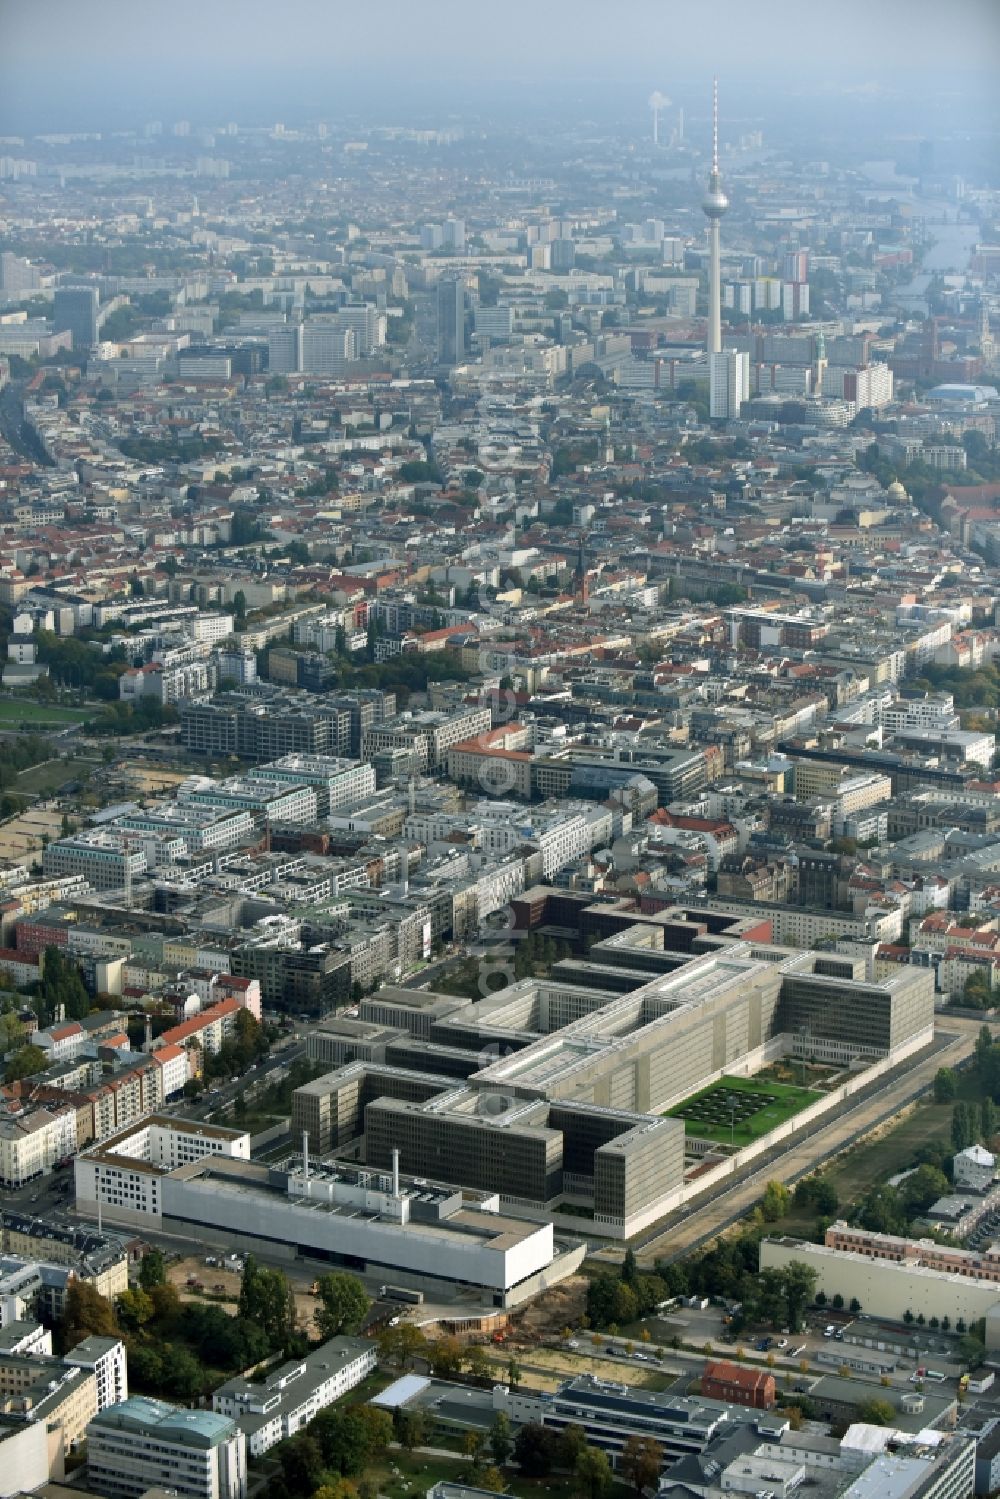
893,203,980,315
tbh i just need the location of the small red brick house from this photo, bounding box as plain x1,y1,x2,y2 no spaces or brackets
701,1358,776,1409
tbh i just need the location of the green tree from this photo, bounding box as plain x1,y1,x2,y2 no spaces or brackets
779,1259,815,1331
313,1273,370,1339
576,1445,614,1499
490,1412,513,1466
463,1430,486,1466
377,1322,427,1368
428,1334,465,1377
857,1398,896,1426
958,1332,987,1367
465,1344,491,1382
393,1408,425,1452
587,1273,639,1328
59,1280,118,1350
477,1467,506,1494
128,1342,165,1391
933,1067,957,1103
559,1424,588,1469
116,1287,155,1333
312,1482,359,1499
37,946,90,1024
622,1246,639,1285
163,1345,204,1400
982,1096,997,1143
138,1248,167,1292
311,1408,375,1477
513,1423,560,1477
953,1101,974,1153
149,1282,181,1324
238,1255,297,1349
4,1044,48,1082
233,590,247,623
621,1435,662,1496
899,1163,951,1217
280,1433,325,1495
856,1184,906,1235
0,1010,25,1051
350,1405,393,1458
761,1180,792,1222
753,1268,788,1328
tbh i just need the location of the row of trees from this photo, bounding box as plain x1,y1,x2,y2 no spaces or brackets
36,945,91,1023
86,699,180,736
952,1096,996,1152
32,630,128,697
972,1025,1000,1101
587,1265,668,1330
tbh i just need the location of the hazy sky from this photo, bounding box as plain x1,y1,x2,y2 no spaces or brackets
2,0,1000,131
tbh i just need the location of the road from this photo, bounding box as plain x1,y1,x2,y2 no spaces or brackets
0,379,53,466
632,1018,985,1265
180,1039,307,1124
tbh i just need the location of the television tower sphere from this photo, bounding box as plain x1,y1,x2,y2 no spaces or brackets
702,184,729,218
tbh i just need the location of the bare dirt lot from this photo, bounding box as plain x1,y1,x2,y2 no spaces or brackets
0,805,62,864
509,1274,588,1344
119,764,193,795
167,1255,322,1337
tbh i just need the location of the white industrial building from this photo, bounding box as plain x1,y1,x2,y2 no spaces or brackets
74,1118,584,1308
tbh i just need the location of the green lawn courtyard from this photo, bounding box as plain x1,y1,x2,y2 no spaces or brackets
667,1073,821,1148
0,698,93,727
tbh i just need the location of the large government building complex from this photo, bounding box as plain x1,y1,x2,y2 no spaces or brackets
74,892,933,1294
292,891,933,1239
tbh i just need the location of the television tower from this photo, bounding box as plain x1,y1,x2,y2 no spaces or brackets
649,91,669,147
702,78,728,355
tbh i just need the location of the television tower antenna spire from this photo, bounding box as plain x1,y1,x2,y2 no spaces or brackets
701,76,728,357
712,77,719,174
